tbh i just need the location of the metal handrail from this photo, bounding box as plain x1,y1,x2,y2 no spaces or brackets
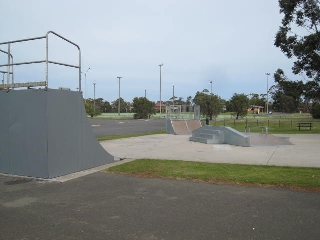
0,31,81,91
0,49,14,87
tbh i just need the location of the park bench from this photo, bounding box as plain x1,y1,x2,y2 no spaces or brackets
297,122,313,131
244,126,268,134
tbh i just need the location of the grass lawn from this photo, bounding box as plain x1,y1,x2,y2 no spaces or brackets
107,159,320,192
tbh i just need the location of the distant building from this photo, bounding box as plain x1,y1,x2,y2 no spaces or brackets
248,105,264,114
155,101,167,113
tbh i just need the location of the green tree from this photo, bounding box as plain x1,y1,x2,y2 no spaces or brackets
84,100,94,117
311,102,320,118
228,93,250,119
248,93,266,107
111,98,128,113
270,69,304,112
100,100,112,113
193,91,223,120
186,96,193,105
274,0,320,83
132,97,156,119
84,98,102,117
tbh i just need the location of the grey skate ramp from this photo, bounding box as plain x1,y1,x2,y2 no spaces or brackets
171,120,190,135
186,119,202,132
0,89,114,179
245,133,293,146
169,120,202,135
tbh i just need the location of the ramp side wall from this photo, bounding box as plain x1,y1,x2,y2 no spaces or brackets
46,90,114,178
0,90,49,178
0,89,114,179
166,119,175,134
47,90,82,177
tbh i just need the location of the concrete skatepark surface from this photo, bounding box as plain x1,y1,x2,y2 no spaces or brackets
101,133,320,168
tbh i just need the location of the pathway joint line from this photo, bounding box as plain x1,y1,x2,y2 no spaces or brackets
266,145,279,165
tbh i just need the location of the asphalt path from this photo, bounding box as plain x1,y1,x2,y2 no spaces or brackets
1,173,320,240
89,118,166,137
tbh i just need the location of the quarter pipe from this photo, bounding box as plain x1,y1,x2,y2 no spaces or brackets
167,120,202,135
0,89,114,179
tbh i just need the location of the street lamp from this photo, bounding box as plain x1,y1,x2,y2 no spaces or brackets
210,81,212,94
145,89,146,98
93,81,96,115
172,85,175,108
84,67,90,100
117,76,122,116
265,73,270,114
159,63,163,116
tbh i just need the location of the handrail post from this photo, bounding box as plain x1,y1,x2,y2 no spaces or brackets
45,34,49,89
7,43,10,86
79,49,81,93
46,31,81,92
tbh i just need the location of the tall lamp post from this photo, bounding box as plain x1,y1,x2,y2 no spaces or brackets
145,89,146,98
210,81,212,94
172,85,175,111
84,67,90,100
93,81,96,115
159,63,163,116
265,73,270,114
117,76,122,116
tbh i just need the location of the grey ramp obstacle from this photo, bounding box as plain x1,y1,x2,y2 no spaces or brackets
0,89,114,179
245,133,292,146
190,126,250,147
190,126,292,147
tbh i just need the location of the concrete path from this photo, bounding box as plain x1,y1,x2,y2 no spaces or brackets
100,134,320,168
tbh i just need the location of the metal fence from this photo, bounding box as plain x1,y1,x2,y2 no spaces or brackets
166,105,200,120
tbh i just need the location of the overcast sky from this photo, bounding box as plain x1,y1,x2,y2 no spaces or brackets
0,0,299,103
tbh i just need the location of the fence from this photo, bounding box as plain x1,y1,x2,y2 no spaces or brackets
210,118,318,133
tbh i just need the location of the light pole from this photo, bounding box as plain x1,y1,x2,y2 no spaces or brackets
145,89,146,98
265,73,270,114
210,81,212,94
93,81,96,115
84,67,90,100
159,63,163,116
172,85,175,109
117,76,122,116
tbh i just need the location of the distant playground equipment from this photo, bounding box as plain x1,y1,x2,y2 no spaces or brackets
166,105,202,135
0,31,114,179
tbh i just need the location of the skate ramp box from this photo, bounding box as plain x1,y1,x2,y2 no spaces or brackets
0,89,114,179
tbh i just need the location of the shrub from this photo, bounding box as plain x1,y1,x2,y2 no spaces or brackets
311,102,320,119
